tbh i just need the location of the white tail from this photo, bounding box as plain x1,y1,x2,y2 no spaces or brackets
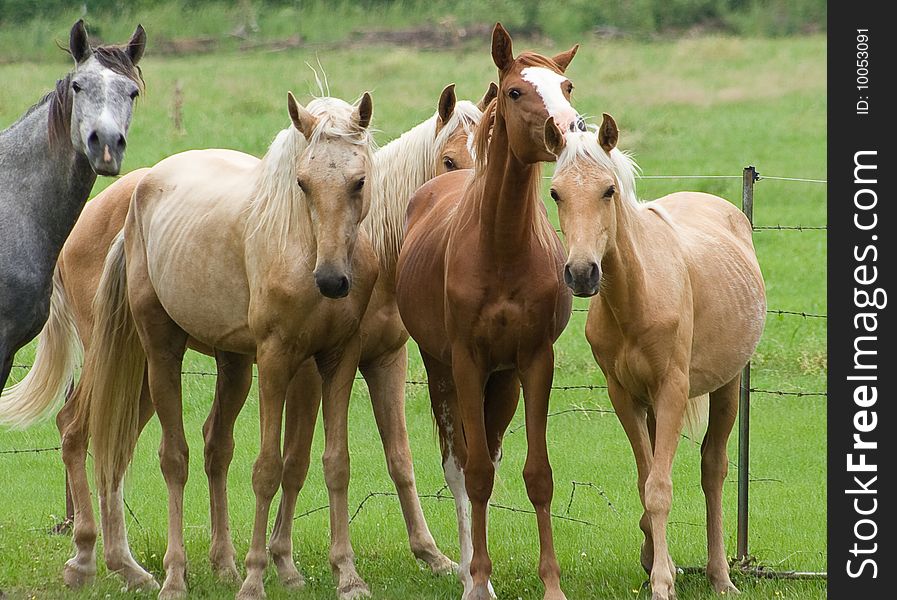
683,393,710,442
0,266,81,428
84,233,146,494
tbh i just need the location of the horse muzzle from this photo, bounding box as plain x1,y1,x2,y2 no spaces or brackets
314,265,351,299
564,261,601,297
86,128,126,176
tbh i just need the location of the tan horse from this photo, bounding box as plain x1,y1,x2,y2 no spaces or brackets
550,115,766,600
396,24,578,600
78,93,378,600
0,85,494,595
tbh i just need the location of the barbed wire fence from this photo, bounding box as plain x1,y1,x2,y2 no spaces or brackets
1,166,827,582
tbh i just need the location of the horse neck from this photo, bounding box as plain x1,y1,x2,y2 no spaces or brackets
0,101,96,258
601,196,651,322
364,115,439,280
474,110,543,260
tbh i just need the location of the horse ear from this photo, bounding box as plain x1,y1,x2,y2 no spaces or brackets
543,117,565,158
288,92,317,139
598,113,619,152
552,44,579,72
69,19,91,63
435,84,456,135
477,82,498,112
491,22,514,71
354,91,373,130
127,24,146,65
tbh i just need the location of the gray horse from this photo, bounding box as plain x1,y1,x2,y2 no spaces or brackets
0,20,145,390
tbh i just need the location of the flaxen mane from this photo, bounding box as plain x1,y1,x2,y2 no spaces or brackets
363,100,482,269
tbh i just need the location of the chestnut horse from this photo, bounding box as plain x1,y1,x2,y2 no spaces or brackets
0,85,494,595
396,24,578,600
79,93,378,600
551,115,766,599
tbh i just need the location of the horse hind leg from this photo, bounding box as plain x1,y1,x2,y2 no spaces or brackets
203,349,253,585
269,358,321,589
421,350,477,596
130,285,190,599
361,345,455,575
98,374,159,591
702,376,740,595
58,383,99,588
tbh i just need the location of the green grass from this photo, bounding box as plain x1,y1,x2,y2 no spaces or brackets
0,33,826,599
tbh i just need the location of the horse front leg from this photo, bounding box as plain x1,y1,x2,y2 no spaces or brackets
644,375,690,600
269,358,322,589
204,350,253,584
237,342,292,600
318,336,370,600
360,345,454,574
451,345,493,600
606,377,656,575
518,348,565,600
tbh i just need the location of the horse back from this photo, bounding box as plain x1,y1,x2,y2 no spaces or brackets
650,191,766,394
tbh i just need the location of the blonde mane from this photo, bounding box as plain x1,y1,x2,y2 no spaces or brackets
555,128,641,210
246,96,376,254
363,99,482,271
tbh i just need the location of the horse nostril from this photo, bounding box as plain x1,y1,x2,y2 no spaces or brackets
590,262,600,281
563,264,574,287
87,131,99,146
116,134,126,150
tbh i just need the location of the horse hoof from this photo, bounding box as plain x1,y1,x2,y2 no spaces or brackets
337,578,371,600
236,582,266,600
712,581,740,595
62,562,96,589
420,554,457,576
157,584,187,600
281,572,306,590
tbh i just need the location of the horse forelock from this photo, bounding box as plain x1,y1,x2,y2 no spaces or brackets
556,128,641,210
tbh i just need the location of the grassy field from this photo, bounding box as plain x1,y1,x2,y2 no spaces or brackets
0,31,826,600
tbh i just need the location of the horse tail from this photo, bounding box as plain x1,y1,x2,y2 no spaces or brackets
0,266,81,428
683,393,710,443
84,232,145,495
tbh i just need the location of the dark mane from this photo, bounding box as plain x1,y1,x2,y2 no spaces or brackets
514,51,566,72
44,43,145,146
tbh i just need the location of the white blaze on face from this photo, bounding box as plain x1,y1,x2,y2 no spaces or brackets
520,66,578,134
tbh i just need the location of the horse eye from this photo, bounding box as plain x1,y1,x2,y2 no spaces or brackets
129,90,139,100
508,89,522,100
296,177,305,190
566,83,574,94
72,81,83,93
603,185,616,199
550,189,560,202
443,157,456,170
353,177,365,192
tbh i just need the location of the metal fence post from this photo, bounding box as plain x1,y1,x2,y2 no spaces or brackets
736,165,758,561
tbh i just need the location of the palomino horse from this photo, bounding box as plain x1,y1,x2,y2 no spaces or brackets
550,115,766,599
0,84,493,593
396,23,578,600
0,19,144,393
79,93,378,600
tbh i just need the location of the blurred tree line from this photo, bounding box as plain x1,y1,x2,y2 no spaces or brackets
0,0,825,36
